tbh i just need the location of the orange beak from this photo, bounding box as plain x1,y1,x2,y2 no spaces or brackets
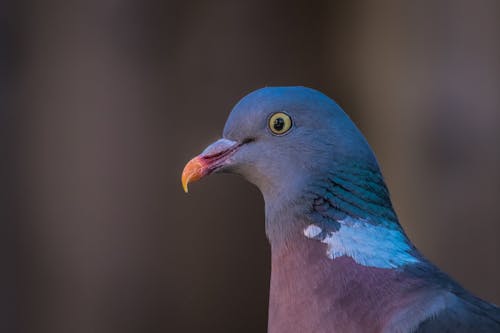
181,138,240,193
181,156,209,193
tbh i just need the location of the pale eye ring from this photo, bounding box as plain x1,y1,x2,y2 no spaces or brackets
268,112,293,135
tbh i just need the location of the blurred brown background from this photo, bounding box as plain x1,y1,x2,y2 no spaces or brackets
3,0,500,332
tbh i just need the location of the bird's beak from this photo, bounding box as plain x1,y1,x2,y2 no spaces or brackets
181,138,240,193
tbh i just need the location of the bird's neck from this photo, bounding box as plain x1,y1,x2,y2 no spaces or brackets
265,162,417,269
268,232,437,333
308,162,399,222
264,163,437,331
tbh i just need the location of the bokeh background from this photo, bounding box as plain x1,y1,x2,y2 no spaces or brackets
3,1,500,332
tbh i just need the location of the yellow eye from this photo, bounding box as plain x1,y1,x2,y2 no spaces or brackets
268,112,293,135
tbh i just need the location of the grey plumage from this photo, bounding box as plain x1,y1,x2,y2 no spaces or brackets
182,86,500,332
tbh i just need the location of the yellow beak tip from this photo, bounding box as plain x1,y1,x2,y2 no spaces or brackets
182,181,189,193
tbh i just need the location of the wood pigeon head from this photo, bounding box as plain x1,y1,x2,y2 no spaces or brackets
182,86,379,203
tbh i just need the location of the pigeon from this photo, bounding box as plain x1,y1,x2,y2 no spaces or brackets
181,87,500,332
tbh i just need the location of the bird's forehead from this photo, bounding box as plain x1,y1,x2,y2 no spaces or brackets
222,103,265,139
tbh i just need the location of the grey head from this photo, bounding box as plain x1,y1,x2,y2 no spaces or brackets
221,87,379,201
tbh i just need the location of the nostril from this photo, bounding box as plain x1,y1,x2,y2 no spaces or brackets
242,137,255,144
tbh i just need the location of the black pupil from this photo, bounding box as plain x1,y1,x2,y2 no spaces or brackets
273,117,285,131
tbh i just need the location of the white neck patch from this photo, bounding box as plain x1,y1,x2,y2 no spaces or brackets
303,218,419,269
